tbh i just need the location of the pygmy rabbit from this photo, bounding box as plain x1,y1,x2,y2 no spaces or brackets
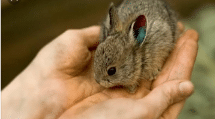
94,0,179,93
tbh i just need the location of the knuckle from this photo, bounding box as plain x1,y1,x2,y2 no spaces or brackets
184,39,198,53
161,84,178,105
64,29,73,35
186,29,199,41
63,29,80,37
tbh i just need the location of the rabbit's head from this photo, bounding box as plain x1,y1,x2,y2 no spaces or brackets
94,3,145,88
94,3,176,89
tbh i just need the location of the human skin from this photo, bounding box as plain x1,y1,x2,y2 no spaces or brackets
2,22,198,119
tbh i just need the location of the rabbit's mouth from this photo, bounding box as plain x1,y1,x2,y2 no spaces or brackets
98,79,124,88
98,80,114,88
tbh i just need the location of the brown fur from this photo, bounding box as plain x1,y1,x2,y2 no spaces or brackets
94,0,179,93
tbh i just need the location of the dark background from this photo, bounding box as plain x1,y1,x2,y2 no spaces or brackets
2,0,215,118
2,0,214,89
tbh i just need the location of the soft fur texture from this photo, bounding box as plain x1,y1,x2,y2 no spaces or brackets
94,0,179,93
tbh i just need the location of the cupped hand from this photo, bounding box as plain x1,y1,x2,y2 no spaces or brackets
58,23,199,119
2,22,199,119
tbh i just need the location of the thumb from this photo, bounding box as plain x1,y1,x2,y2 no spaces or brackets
78,26,100,49
139,80,194,119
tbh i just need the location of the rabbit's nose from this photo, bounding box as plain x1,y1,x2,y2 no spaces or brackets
103,78,110,82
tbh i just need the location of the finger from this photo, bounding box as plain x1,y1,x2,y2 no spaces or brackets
160,30,198,118
78,26,100,48
161,101,185,119
152,30,198,119
177,22,185,33
162,30,197,75
168,30,198,80
153,30,199,87
138,80,194,119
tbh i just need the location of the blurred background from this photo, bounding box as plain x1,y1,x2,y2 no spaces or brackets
1,0,215,118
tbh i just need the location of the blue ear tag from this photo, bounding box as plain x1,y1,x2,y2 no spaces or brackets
136,27,146,44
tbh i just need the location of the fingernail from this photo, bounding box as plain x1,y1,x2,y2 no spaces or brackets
179,81,194,97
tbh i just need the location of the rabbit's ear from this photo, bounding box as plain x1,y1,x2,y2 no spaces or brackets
128,15,147,45
108,2,123,31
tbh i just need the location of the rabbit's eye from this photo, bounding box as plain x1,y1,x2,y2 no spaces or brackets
107,67,116,76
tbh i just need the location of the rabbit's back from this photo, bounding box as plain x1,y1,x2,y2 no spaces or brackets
117,0,178,40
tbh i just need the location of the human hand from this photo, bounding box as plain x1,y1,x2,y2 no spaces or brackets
2,22,198,119
58,23,199,119
70,80,194,119
2,26,105,119
151,22,199,118
2,26,149,119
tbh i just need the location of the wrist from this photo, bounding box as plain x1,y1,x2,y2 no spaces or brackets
2,62,65,119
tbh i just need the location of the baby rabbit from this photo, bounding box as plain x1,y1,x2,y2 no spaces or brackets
94,0,179,93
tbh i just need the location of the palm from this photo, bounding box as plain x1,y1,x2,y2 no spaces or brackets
35,29,104,109
34,23,197,119
2,24,198,119
36,27,151,117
